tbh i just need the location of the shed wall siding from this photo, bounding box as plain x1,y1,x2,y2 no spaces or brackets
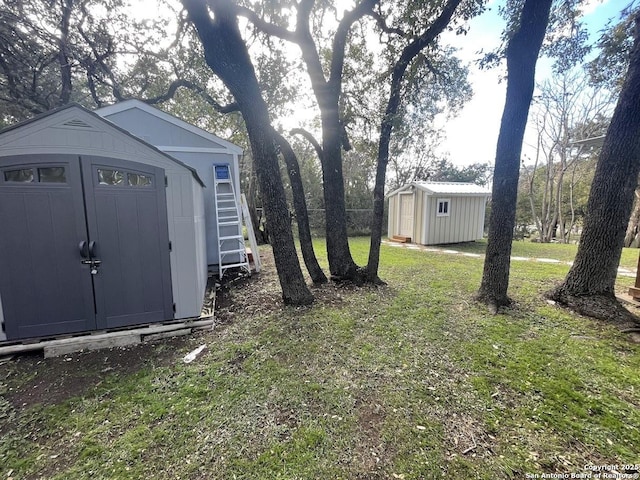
104,110,226,149
414,189,426,244
424,195,486,244
165,172,205,319
166,151,240,266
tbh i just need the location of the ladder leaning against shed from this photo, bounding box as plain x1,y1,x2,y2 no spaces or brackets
213,164,251,279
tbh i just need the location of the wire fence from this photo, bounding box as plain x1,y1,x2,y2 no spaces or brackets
256,208,386,237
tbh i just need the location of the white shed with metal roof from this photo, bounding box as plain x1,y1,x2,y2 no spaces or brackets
387,181,491,245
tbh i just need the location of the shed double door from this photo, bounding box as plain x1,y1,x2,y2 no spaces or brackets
0,154,173,341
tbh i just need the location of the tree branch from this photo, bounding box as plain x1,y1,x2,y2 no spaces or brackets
142,79,239,113
369,9,406,38
328,0,379,92
236,4,297,42
290,127,323,161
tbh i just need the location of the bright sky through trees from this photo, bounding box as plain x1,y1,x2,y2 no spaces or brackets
439,0,623,167
124,0,625,167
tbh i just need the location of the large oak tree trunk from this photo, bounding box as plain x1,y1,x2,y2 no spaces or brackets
182,0,313,305
477,0,553,311
321,110,361,280
549,14,640,324
274,131,327,284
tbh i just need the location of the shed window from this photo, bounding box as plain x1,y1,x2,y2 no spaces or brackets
38,167,66,183
437,198,450,217
127,173,152,187
4,168,34,183
3,167,67,184
98,168,125,186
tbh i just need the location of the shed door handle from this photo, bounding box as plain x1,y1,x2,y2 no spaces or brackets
88,241,96,258
79,241,89,259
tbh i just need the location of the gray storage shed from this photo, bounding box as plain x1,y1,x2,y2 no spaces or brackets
0,104,208,341
387,181,491,245
96,100,244,269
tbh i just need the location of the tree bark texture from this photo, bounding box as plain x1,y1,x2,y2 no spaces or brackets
247,158,270,245
238,0,378,282
367,0,463,283
56,0,74,106
550,14,640,321
274,131,328,284
294,0,379,281
181,0,313,305
477,0,553,310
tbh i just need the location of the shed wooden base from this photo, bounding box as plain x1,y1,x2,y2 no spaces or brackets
0,318,213,358
629,286,640,300
391,235,412,243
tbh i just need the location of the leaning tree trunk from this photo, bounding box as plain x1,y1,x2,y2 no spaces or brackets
549,14,640,323
182,0,313,306
477,0,553,312
274,131,328,284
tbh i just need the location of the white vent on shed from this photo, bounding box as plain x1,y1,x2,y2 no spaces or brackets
60,118,94,129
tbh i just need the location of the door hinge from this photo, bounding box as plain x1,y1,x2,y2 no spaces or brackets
172,303,176,313
168,241,172,252
165,175,168,187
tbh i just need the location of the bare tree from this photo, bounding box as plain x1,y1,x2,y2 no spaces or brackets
548,13,640,326
525,72,613,243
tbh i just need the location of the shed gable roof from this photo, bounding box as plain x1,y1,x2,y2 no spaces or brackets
387,181,491,197
0,103,204,186
96,99,243,154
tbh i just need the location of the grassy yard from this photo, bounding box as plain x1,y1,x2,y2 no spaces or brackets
1,238,639,479
431,238,640,270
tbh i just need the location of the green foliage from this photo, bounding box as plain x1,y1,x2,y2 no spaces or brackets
587,4,640,93
481,0,593,73
0,0,186,123
426,159,492,185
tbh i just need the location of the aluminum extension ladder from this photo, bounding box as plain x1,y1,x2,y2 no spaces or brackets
213,164,251,279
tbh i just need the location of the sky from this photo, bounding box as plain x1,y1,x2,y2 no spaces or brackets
437,0,628,167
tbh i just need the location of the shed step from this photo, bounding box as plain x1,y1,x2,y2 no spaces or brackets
391,235,411,243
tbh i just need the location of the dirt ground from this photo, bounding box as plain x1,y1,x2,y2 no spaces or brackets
1,247,351,413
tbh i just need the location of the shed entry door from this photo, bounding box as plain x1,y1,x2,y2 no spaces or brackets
0,155,173,341
398,193,414,238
